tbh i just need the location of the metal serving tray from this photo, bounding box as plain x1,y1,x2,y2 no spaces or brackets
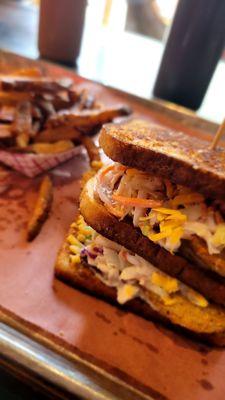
0,50,224,400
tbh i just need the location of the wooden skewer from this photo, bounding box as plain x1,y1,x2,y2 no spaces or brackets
210,118,225,150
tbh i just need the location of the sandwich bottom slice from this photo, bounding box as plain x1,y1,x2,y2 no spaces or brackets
55,212,225,346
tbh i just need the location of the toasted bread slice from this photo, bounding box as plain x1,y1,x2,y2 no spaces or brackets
99,119,225,202
180,237,225,278
80,177,225,307
55,215,225,346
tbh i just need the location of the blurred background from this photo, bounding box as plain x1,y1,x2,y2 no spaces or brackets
0,0,224,122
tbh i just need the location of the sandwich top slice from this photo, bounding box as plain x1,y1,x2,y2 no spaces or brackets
99,119,225,202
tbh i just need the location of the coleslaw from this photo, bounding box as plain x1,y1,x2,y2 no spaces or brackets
95,164,225,255
68,216,208,308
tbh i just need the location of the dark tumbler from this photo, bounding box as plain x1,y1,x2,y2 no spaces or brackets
153,0,225,110
38,0,87,66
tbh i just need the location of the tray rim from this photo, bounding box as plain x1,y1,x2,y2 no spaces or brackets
0,305,154,400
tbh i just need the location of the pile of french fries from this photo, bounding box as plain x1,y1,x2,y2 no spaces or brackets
0,68,131,160
0,68,132,240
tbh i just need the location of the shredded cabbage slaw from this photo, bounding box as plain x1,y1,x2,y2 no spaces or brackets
95,164,225,255
68,216,208,308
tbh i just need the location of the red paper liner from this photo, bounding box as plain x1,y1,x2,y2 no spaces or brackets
0,145,83,177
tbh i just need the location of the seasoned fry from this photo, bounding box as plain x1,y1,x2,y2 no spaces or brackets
36,90,80,110
0,77,73,93
80,149,103,188
31,105,42,120
57,78,74,90
52,93,72,110
53,90,80,110
35,126,81,143
46,105,132,130
0,92,31,106
12,101,32,147
13,68,42,78
80,136,102,185
0,105,15,122
0,124,13,139
31,120,41,137
37,100,56,118
44,92,71,111
78,90,95,110
29,140,74,154
16,132,29,148
27,175,53,241
81,136,101,163
68,89,81,105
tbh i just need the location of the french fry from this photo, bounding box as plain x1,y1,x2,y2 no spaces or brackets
80,139,103,188
0,77,74,93
53,90,80,110
16,132,30,148
0,105,15,122
52,93,72,110
32,89,80,110
12,101,32,148
12,68,42,78
31,105,42,120
46,105,132,131
78,90,95,110
0,92,31,106
27,175,53,241
35,126,81,143
68,89,81,105
81,136,101,163
31,120,41,137
29,140,74,154
0,124,14,139
37,100,56,118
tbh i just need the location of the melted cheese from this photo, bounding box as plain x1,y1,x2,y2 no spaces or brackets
117,284,139,304
151,272,179,294
213,223,225,246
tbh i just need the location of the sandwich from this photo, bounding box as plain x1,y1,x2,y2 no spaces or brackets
55,119,225,346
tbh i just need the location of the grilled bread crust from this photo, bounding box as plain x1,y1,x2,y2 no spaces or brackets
55,216,225,346
99,119,225,202
80,178,225,307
